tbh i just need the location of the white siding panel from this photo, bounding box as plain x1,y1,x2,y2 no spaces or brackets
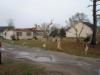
66,22,93,38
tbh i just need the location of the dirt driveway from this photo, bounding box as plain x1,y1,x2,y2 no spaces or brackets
2,43,100,75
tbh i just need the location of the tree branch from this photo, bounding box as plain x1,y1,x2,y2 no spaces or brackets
88,5,93,7
97,14,100,16
96,0,100,1
96,9,100,12
96,4,100,6
79,25,84,37
90,0,93,2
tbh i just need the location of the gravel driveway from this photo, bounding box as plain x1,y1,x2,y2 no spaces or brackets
2,43,100,75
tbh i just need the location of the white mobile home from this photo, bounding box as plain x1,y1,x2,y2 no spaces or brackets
66,22,93,38
3,28,34,40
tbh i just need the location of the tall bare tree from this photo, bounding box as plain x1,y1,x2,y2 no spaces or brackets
36,20,53,48
69,13,89,24
68,13,89,42
39,20,53,39
88,0,100,46
8,19,14,27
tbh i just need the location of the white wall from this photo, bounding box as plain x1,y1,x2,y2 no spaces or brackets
3,30,14,40
0,32,3,37
15,31,33,40
3,30,34,40
66,22,93,38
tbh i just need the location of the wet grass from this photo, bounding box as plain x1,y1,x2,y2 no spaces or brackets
1,38,100,58
0,58,46,75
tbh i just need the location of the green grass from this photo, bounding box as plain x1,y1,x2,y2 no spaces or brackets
3,39,43,48
0,58,45,75
1,38,100,58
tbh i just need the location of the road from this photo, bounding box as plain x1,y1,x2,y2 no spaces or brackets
2,43,100,75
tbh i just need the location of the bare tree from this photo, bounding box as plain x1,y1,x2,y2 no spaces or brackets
72,24,84,43
68,13,89,42
39,20,53,39
88,0,100,46
69,13,89,24
37,20,53,48
8,19,14,27
73,24,84,42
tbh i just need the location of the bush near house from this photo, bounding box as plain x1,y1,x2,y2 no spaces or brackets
11,35,16,40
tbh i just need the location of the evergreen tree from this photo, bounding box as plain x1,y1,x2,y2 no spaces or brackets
50,28,58,37
59,28,66,38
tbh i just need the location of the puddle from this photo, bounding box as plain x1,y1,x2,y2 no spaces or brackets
76,62,90,66
13,51,30,59
18,52,30,56
0,48,6,51
7,48,14,50
35,56,53,62
46,71,64,75
14,51,55,63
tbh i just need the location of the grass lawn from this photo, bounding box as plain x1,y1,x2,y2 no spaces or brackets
1,38,100,58
0,58,46,75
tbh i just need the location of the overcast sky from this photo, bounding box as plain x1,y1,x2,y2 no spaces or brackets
0,0,96,28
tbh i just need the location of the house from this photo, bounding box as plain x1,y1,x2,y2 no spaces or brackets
66,21,93,38
97,26,100,36
3,28,34,40
32,27,43,38
0,26,14,39
3,27,44,40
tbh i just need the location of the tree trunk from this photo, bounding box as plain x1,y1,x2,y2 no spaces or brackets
0,42,2,64
76,38,80,43
90,0,97,47
42,38,46,48
0,52,1,64
57,38,62,50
